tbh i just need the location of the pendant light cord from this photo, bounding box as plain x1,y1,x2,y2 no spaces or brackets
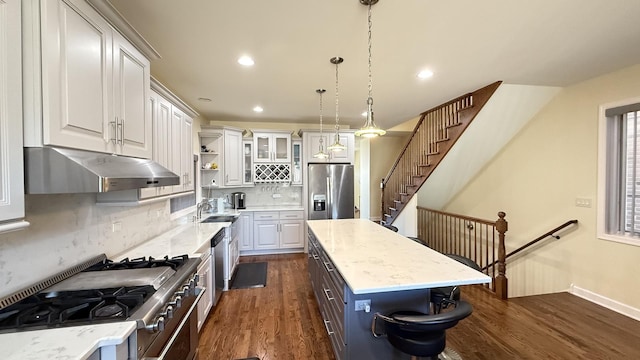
368,1,373,100
319,91,324,145
335,61,340,132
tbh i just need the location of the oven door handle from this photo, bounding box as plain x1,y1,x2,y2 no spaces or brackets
143,287,206,360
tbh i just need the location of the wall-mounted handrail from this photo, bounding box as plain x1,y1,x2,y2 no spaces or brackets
481,219,578,271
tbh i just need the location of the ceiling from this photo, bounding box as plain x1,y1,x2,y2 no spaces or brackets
108,0,640,130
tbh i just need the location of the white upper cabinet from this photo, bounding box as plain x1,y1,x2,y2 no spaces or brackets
140,85,197,200
23,0,153,158
113,31,151,158
252,131,291,163
0,0,26,228
171,107,194,193
38,0,113,154
181,114,194,191
223,129,243,186
302,131,355,164
199,125,244,190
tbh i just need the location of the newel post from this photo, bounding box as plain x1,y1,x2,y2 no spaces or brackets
495,211,508,299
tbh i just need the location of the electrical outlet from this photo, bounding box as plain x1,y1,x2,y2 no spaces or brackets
112,221,122,232
575,198,592,208
156,209,162,218
355,299,371,311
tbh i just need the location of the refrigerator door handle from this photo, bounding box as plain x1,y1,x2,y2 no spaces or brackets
326,176,331,219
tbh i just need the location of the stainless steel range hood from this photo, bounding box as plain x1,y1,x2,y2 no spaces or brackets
24,147,180,194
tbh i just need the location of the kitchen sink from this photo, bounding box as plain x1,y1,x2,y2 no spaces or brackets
200,215,238,223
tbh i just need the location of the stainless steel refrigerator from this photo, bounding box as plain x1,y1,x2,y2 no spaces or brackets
308,163,354,220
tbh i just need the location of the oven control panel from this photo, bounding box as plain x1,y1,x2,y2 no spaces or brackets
146,273,199,334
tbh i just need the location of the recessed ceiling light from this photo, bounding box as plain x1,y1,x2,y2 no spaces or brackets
198,97,212,102
253,106,263,113
417,69,434,79
238,56,255,66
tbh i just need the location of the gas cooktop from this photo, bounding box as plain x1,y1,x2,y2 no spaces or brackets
0,285,155,331
0,254,192,333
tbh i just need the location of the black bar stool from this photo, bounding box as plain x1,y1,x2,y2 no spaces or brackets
371,300,472,360
430,255,480,314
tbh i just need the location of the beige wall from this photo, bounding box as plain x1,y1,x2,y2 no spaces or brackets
444,64,640,307
370,135,410,219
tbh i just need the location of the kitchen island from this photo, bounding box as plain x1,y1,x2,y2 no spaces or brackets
307,219,491,360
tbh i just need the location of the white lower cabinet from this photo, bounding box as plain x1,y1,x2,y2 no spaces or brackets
249,211,304,253
224,221,240,290
196,253,213,332
238,212,254,251
253,221,279,250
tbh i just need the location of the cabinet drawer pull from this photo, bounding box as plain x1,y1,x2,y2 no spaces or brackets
323,261,335,273
323,287,335,301
323,319,334,335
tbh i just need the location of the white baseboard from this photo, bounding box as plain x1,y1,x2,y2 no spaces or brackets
569,284,640,321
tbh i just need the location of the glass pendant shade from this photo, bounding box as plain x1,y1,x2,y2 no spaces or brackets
356,0,385,138
355,97,386,137
328,56,346,152
327,133,346,152
313,88,329,159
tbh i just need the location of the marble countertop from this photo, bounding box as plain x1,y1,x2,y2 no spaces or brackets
114,220,228,259
1,322,137,360
307,219,492,295
0,219,227,360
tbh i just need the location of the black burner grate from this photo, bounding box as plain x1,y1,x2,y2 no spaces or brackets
0,285,155,331
85,254,188,271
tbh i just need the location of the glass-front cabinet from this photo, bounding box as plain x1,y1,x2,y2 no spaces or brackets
243,140,253,185
252,131,291,163
292,140,302,185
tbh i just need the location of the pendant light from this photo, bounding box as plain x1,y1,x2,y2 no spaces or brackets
355,0,386,138
327,56,347,152
313,89,329,159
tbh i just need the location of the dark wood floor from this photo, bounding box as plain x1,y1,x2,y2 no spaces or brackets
197,254,335,360
198,254,640,360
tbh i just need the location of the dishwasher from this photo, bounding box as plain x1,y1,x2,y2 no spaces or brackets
211,228,225,306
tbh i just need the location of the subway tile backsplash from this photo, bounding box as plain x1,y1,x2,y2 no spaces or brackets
204,185,302,208
0,194,177,298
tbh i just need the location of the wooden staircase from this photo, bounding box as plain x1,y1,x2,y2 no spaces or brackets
381,81,501,225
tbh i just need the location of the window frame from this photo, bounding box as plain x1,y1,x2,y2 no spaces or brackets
597,97,640,247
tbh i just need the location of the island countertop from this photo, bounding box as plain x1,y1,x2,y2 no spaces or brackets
306,219,491,294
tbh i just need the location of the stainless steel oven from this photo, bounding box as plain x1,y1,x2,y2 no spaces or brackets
140,287,204,360
0,254,204,360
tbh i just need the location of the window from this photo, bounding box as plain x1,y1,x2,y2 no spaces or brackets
598,100,640,246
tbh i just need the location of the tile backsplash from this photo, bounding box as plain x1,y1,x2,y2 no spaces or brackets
0,194,177,298
204,185,302,209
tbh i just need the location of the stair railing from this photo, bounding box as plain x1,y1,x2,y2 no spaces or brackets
417,207,508,299
381,81,501,225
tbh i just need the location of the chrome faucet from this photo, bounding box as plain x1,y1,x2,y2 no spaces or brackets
196,199,212,220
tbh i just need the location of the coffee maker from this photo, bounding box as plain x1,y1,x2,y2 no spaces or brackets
231,192,246,209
